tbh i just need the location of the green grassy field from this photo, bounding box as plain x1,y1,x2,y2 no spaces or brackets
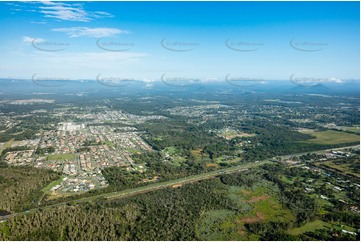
125,149,142,154
280,175,294,184
288,219,357,236
0,139,14,155
47,153,76,161
102,141,114,147
41,176,65,193
316,159,360,177
236,187,295,223
195,185,288,241
301,130,359,145
339,126,360,133
288,220,330,235
195,185,296,241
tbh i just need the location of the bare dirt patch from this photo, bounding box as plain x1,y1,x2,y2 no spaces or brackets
238,227,245,236
241,190,252,195
222,132,255,140
248,194,270,203
172,184,182,188
239,212,265,224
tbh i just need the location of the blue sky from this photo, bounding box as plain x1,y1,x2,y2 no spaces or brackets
0,1,359,83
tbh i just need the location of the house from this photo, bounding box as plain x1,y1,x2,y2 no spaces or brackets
342,230,357,236
350,206,359,213
305,187,314,193
333,186,342,191
320,195,329,200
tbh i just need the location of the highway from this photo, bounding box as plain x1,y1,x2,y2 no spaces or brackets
0,160,269,221
0,144,358,221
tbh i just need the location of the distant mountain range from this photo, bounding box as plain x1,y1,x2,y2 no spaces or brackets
0,78,359,97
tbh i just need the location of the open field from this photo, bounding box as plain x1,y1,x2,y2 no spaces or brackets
194,183,295,241
125,148,142,154
205,163,219,168
41,176,65,193
288,219,357,236
288,220,331,235
219,185,295,240
300,130,359,145
315,158,360,177
38,176,66,204
191,148,206,160
339,126,360,133
218,130,256,140
0,139,14,155
236,187,294,224
102,141,114,147
280,175,294,184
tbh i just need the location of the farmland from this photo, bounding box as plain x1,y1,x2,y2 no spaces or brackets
315,156,360,178
339,126,360,134
288,220,331,235
300,130,359,145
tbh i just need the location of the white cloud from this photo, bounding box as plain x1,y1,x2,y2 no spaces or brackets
93,11,113,18
22,36,45,44
329,77,343,83
40,4,90,22
5,3,19,6
6,1,114,23
38,1,113,22
30,21,47,24
51,27,126,38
